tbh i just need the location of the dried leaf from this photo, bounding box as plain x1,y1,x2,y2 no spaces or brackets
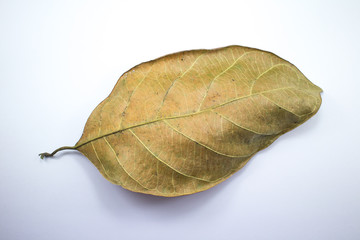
40,46,322,197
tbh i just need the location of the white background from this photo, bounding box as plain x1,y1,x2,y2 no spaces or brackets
1,0,359,239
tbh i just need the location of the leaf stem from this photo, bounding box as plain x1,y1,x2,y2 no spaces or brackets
39,146,77,159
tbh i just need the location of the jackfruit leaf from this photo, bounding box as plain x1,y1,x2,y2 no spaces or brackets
40,45,322,197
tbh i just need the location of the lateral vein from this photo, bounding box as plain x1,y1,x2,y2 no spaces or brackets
129,129,213,182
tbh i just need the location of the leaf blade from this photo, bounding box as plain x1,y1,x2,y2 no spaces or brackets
74,45,322,197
